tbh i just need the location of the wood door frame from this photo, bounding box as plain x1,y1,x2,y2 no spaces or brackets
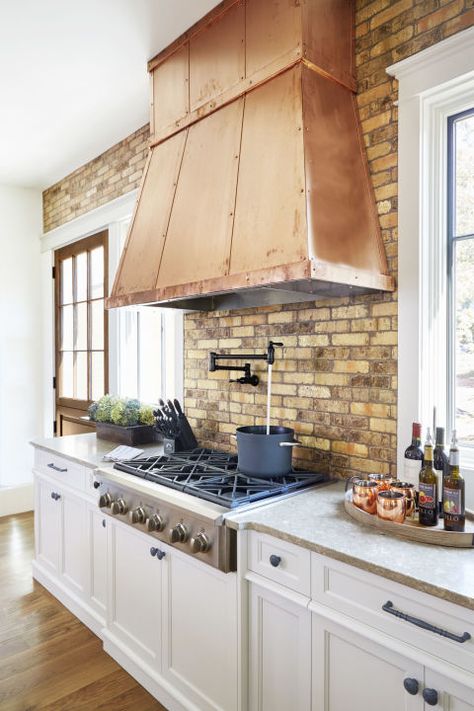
54,230,109,430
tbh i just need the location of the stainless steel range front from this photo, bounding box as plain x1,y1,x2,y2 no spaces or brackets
98,449,326,572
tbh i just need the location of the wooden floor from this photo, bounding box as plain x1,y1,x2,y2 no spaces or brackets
0,512,167,711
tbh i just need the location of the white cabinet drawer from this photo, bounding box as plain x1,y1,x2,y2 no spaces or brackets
34,449,87,492
248,531,311,596
311,552,474,675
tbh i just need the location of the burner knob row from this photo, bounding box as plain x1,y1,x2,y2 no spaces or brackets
169,522,188,544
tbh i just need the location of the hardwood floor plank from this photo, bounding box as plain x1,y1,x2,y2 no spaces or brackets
0,512,168,711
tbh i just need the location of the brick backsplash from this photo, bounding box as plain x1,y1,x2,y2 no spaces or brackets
42,1,474,478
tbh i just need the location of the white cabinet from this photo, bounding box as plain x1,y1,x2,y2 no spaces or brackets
107,520,162,670
162,550,238,711
424,669,474,710
249,582,311,711
60,489,88,596
35,475,61,575
312,612,423,711
87,505,108,618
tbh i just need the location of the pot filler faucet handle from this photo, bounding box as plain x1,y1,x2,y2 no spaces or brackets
267,341,283,365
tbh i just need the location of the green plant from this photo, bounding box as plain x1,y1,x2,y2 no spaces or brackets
89,395,155,427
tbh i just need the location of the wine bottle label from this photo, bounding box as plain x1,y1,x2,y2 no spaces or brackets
419,482,436,510
443,487,462,516
433,468,443,503
404,459,421,490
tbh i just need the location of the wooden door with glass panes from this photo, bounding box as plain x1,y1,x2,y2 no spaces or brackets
54,231,108,435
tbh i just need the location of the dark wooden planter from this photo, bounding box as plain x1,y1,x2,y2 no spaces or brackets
96,422,155,445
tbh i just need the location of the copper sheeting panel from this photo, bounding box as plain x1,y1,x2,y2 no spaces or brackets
230,67,307,275
302,67,388,275
112,131,187,296
152,44,189,135
189,2,245,112
157,99,245,288
302,0,355,90
245,0,301,76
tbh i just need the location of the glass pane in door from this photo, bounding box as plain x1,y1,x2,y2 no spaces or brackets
454,238,474,445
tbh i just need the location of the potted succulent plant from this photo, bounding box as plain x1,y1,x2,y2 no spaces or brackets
88,395,156,445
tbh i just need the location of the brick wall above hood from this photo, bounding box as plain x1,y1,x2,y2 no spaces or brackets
107,0,394,312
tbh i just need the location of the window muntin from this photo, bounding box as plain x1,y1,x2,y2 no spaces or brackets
448,109,474,447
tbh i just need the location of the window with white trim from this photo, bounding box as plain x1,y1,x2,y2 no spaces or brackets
388,26,474,492
447,108,474,447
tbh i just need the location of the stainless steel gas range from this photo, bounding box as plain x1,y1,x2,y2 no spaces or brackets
98,448,327,572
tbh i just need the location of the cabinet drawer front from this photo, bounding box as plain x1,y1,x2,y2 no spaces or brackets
34,449,86,492
311,553,474,674
248,531,310,595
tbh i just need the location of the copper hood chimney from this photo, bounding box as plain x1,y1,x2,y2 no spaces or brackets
107,0,394,312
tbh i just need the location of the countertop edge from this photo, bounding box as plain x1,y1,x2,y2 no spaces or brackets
232,519,474,611
30,440,99,469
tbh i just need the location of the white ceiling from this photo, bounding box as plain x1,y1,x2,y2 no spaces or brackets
0,0,221,189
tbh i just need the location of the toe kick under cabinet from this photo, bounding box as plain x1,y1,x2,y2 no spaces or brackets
244,530,474,711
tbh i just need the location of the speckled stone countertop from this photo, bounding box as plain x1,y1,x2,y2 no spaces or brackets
31,432,164,469
226,481,474,610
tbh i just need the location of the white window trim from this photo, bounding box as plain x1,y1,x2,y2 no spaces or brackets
387,26,474,476
41,190,183,436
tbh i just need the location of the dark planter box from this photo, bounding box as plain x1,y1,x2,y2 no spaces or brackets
96,422,155,445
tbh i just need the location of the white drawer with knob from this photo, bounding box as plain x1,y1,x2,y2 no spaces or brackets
34,448,87,492
247,531,311,595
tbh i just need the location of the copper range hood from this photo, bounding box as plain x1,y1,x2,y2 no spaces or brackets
107,0,394,312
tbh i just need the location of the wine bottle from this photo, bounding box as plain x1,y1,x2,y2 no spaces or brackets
419,429,438,527
433,426,448,517
443,430,465,532
403,422,423,490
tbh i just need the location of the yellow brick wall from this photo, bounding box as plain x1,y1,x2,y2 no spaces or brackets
42,1,474,478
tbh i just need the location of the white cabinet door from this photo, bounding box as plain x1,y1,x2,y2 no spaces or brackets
424,668,474,710
312,613,424,711
107,520,162,670
87,505,107,619
35,476,61,575
249,582,311,711
162,550,238,711
60,490,88,597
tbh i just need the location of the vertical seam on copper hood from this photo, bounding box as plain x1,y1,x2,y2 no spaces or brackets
153,128,190,290
225,95,246,277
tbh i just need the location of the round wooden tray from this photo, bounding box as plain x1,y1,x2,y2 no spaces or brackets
344,492,474,548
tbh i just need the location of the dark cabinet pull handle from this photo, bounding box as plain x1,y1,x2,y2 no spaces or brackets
50,492,61,501
156,549,166,560
403,678,419,695
150,547,157,557
269,555,281,568
382,601,471,644
102,519,106,528
48,463,67,473
422,688,439,706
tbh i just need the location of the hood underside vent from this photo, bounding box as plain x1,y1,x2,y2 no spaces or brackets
107,0,394,312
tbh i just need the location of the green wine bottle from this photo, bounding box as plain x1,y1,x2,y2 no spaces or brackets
419,429,438,527
443,430,465,532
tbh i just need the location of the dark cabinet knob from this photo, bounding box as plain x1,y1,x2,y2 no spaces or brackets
150,547,157,557
269,555,281,568
403,678,419,695
93,481,100,489
422,688,438,706
155,549,166,560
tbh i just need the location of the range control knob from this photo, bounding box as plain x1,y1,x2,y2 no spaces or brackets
110,498,128,516
146,513,166,532
129,507,146,524
169,523,188,544
191,532,211,554
99,493,112,508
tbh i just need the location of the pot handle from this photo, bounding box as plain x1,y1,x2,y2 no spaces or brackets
279,440,301,448
345,475,362,493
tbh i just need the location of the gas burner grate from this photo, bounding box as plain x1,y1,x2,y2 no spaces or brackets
114,448,326,509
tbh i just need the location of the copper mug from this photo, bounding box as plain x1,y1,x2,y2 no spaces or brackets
390,481,416,518
368,473,393,492
351,479,378,515
376,490,406,523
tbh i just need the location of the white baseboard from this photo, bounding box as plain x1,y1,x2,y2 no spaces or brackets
0,483,34,517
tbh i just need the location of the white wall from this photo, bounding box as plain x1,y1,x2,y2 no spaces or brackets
0,184,42,492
